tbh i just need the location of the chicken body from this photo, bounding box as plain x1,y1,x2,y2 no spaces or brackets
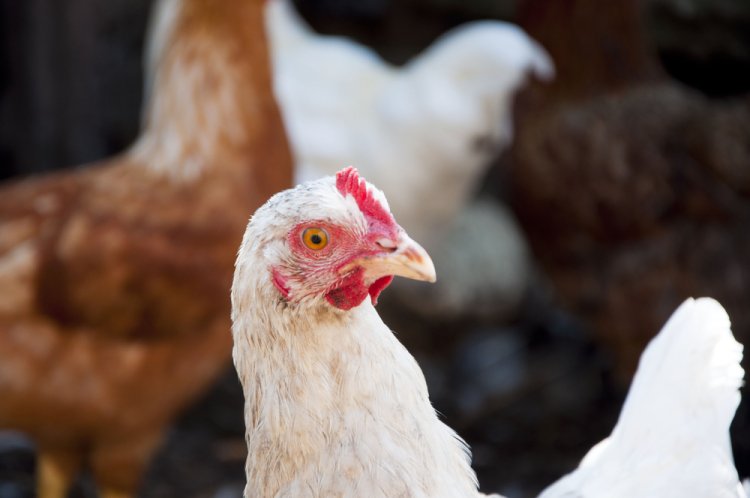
232,170,745,498
0,0,292,496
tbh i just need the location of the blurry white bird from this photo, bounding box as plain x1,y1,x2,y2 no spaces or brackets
266,0,552,320
540,297,746,498
231,168,745,498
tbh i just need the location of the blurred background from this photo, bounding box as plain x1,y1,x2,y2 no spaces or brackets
1,0,749,497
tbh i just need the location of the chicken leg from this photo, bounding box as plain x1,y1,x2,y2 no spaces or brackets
101,490,132,498
37,449,80,498
91,430,163,498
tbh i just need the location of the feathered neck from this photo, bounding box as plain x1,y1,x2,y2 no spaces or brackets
231,261,480,497
130,0,278,180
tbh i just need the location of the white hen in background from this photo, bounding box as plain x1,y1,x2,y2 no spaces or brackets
540,297,746,498
232,169,745,498
266,0,553,320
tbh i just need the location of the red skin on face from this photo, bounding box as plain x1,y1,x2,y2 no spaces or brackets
324,270,394,311
271,169,401,310
323,267,369,311
271,268,291,299
367,275,394,305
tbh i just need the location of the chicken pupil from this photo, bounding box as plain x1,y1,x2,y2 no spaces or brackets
310,234,322,245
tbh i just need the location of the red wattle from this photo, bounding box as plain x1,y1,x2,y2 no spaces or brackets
325,270,395,310
326,283,368,311
368,276,393,305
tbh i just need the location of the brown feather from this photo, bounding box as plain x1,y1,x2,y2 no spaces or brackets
0,0,291,494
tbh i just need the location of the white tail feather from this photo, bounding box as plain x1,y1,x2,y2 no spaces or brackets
540,298,745,498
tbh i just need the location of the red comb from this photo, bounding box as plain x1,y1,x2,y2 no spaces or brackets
336,167,394,228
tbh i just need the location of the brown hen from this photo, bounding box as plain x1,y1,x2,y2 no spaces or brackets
0,0,292,496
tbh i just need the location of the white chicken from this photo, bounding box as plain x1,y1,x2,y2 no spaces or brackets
232,168,746,497
266,0,552,320
232,168,490,496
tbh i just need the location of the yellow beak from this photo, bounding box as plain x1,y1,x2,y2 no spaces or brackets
342,231,436,284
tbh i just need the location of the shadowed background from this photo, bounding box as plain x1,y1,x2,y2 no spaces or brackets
1,0,749,497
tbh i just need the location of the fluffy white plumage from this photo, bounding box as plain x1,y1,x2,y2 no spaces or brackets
232,172,745,497
266,0,553,243
231,175,486,497
540,297,746,498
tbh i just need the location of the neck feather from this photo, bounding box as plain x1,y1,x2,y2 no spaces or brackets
131,0,283,180
231,268,479,497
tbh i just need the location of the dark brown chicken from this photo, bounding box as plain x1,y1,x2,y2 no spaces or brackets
0,0,292,496
510,0,750,382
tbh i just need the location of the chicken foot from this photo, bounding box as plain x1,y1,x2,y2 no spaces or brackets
37,449,81,498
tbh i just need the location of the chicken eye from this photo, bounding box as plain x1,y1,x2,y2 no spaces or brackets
302,227,328,250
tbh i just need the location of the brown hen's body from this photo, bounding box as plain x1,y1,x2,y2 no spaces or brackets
0,0,292,496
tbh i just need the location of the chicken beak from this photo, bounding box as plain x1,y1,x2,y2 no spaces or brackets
345,231,437,283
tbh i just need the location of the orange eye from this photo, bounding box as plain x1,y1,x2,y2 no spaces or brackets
302,227,328,250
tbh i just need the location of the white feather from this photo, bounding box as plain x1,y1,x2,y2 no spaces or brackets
539,297,746,498
233,174,747,497
231,177,493,497
266,0,552,242
141,0,181,114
